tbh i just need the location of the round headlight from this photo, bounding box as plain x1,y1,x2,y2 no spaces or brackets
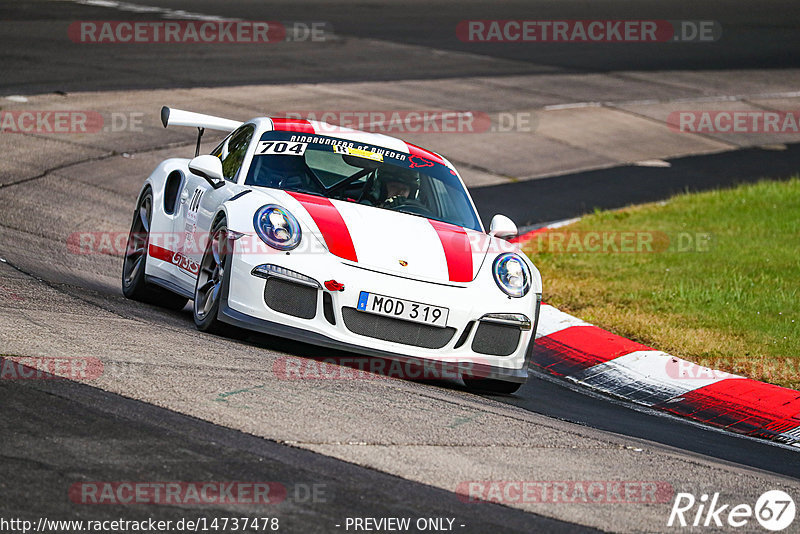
254,205,301,251
492,253,531,298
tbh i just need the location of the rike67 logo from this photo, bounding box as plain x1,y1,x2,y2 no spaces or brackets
668,490,795,531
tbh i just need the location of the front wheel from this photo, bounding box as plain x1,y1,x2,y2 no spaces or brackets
193,219,236,336
463,378,523,395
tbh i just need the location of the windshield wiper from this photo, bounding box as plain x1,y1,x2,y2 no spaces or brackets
285,187,326,198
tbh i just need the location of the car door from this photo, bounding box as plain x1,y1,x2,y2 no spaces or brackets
170,124,255,292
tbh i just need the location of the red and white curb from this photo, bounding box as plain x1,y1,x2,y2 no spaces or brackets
515,226,800,448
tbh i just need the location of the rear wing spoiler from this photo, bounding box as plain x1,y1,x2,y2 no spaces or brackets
160,106,242,132
161,106,243,156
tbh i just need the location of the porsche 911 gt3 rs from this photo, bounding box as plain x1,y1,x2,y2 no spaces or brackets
122,107,542,393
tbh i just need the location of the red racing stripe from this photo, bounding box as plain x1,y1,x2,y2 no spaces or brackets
148,243,173,262
428,219,473,282
531,326,652,377
271,118,315,133
653,378,800,440
287,192,358,262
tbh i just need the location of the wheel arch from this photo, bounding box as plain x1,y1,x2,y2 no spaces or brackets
136,182,154,204
211,208,228,231
214,191,260,235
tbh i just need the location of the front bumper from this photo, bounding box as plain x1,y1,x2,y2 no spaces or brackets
220,242,541,383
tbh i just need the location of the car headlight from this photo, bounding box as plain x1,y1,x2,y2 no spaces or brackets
253,205,301,251
492,253,531,298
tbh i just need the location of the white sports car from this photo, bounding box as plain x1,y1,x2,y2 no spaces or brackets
122,107,542,393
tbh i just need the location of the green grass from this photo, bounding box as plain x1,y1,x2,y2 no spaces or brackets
523,178,800,390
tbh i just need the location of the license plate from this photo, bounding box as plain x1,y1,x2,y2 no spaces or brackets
357,291,449,328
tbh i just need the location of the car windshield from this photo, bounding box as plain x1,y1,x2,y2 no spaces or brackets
244,131,482,231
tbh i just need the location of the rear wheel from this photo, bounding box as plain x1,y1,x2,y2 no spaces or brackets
193,219,236,335
121,189,188,310
463,378,523,395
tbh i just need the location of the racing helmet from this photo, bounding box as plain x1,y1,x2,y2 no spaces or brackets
377,165,420,199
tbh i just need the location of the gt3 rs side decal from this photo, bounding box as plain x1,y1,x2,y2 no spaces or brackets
148,243,199,276
287,191,359,262
428,219,473,282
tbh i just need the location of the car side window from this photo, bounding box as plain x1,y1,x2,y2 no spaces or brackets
211,125,254,182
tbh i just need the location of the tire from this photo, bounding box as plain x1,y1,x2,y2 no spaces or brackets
463,378,523,395
193,219,236,336
121,189,188,311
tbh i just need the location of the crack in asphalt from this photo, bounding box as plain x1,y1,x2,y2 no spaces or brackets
0,138,196,190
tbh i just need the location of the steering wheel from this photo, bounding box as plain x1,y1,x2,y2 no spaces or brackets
382,194,408,209
391,199,434,217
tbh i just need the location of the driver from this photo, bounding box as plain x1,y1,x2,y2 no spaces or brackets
376,166,419,208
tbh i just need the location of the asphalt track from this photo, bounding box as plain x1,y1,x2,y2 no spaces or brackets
2,1,800,533
1,365,584,534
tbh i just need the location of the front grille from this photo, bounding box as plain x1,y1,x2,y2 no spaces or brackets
342,307,456,349
471,321,521,356
264,278,317,319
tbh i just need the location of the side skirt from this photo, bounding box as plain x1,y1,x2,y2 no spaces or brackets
145,274,194,299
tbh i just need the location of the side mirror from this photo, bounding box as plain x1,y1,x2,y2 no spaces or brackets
489,214,518,239
189,155,226,189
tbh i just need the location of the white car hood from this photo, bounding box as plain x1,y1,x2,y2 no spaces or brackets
261,189,495,284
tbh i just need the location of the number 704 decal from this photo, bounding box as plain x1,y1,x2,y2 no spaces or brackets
256,141,308,156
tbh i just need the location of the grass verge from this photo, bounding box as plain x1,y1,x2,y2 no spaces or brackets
522,177,799,390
